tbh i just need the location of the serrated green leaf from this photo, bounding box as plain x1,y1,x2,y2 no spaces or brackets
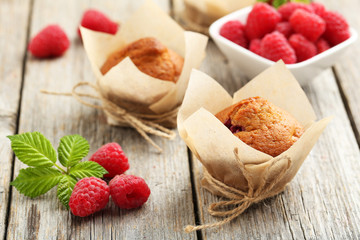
69,161,108,179
58,135,89,167
8,132,57,167
57,175,77,209
11,167,63,198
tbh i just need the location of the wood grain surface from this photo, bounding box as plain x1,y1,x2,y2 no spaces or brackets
5,0,195,239
1,0,360,239
0,0,32,239
318,0,360,145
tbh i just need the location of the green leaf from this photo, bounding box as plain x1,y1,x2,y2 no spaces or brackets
57,175,77,209
272,0,288,8
58,135,89,167
69,161,108,179
11,167,63,198
8,132,57,167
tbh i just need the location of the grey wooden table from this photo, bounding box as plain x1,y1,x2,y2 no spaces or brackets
0,0,359,239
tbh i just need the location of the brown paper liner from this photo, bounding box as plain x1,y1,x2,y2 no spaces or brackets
185,148,291,232
41,0,208,152
177,61,331,232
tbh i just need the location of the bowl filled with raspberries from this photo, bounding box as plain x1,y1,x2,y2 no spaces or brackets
209,2,357,85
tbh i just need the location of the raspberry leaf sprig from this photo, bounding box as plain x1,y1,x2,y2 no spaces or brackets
257,0,310,8
8,132,108,209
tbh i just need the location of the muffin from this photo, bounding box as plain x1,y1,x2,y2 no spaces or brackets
100,37,184,83
215,96,304,157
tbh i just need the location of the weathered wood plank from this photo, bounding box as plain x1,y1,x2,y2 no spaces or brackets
6,0,196,239
192,41,360,239
0,0,32,239
317,0,360,145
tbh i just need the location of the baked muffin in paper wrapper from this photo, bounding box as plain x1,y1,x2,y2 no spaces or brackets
80,0,208,128
177,61,331,231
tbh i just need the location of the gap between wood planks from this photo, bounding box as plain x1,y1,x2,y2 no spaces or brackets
332,67,360,148
3,0,35,239
168,1,203,238
187,149,203,240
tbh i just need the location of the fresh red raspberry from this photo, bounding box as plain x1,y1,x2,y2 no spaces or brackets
28,24,70,58
89,142,129,178
260,31,296,64
78,9,118,37
220,20,247,48
289,34,317,62
289,9,326,42
249,39,261,55
310,2,326,17
278,2,314,21
275,22,293,38
245,3,281,40
220,20,248,48
69,177,110,217
316,38,331,53
321,10,350,46
109,175,151,209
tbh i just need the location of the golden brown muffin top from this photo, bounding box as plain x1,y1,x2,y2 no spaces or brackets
100,37,184,83
215,96,304,157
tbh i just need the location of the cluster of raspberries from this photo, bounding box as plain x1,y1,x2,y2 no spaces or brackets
220,2,351,64
28,9,118,58
69,143,151,217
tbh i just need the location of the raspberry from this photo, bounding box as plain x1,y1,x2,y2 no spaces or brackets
278,2,314,21
220,20,248,48
28,24,70,58
275,22,293,38
260,31,296,64
78,9,118,37
249,39,261,55
321,10,350,46
109,175,151,209
316,38,330,53
89,142,129,178
245,3,281,40
289,34,317,62
289,9,325,42
69,177,110,217
310,2,326,17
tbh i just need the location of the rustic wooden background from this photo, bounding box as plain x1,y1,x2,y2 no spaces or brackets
0,0,359,239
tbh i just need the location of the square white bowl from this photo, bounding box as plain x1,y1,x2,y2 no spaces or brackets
209,6,358,85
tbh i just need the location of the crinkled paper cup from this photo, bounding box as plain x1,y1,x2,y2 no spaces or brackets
81,0,208,128
178,61,331,197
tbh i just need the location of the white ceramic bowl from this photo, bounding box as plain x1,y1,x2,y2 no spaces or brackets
209,6,358,85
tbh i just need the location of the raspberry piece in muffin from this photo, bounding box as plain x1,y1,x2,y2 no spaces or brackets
215,97,304,157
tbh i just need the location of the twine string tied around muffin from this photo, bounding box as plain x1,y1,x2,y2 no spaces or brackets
41,81,178,153
184,148,291,233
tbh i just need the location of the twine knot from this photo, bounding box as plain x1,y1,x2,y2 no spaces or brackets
185,148,291,233
41,81,178,153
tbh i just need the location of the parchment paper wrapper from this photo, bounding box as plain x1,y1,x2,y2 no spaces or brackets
80,0,208,128
176,0,255,34
178,61,331,197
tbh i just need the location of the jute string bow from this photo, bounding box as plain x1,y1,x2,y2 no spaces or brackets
185,148,291,233
41,82,177,152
